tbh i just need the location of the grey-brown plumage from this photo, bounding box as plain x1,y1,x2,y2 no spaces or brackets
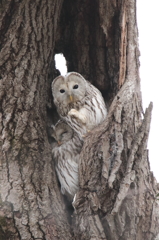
52,72,107,137
51,120,83,200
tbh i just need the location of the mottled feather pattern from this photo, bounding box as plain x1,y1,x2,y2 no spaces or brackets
52,72,107,137
52,121,83,200
51,72,107,200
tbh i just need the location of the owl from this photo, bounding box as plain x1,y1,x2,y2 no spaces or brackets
51,120,83,200
51,72,107,137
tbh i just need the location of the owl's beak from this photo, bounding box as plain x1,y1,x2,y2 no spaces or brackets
57,141,62,146
69,95,73,102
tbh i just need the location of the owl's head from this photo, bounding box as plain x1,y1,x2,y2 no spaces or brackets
51,120,73,145
52,72,87,104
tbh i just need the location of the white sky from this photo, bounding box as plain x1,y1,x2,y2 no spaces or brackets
55,54,67,75
137,0,159,181
55,0,159,182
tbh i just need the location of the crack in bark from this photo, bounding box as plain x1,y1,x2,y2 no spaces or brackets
4,152,13,202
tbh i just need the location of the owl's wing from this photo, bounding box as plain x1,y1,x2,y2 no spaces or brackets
52,145,79,198
57,158,79,197
82,82,107,127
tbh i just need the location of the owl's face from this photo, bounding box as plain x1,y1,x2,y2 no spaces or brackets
52,72,87,104
52,121,73,145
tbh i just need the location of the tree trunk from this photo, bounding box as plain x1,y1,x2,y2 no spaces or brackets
0,1,73,239
0,0,159,240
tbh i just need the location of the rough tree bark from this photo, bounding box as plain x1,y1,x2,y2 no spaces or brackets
0,0,159,240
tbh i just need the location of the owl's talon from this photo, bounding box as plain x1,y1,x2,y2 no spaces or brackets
68,109,86,124
68,109,78,117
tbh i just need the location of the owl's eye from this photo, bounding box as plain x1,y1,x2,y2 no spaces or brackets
73,84,78,89
61,131,67,137
60,89,65,93
62,131,67,135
